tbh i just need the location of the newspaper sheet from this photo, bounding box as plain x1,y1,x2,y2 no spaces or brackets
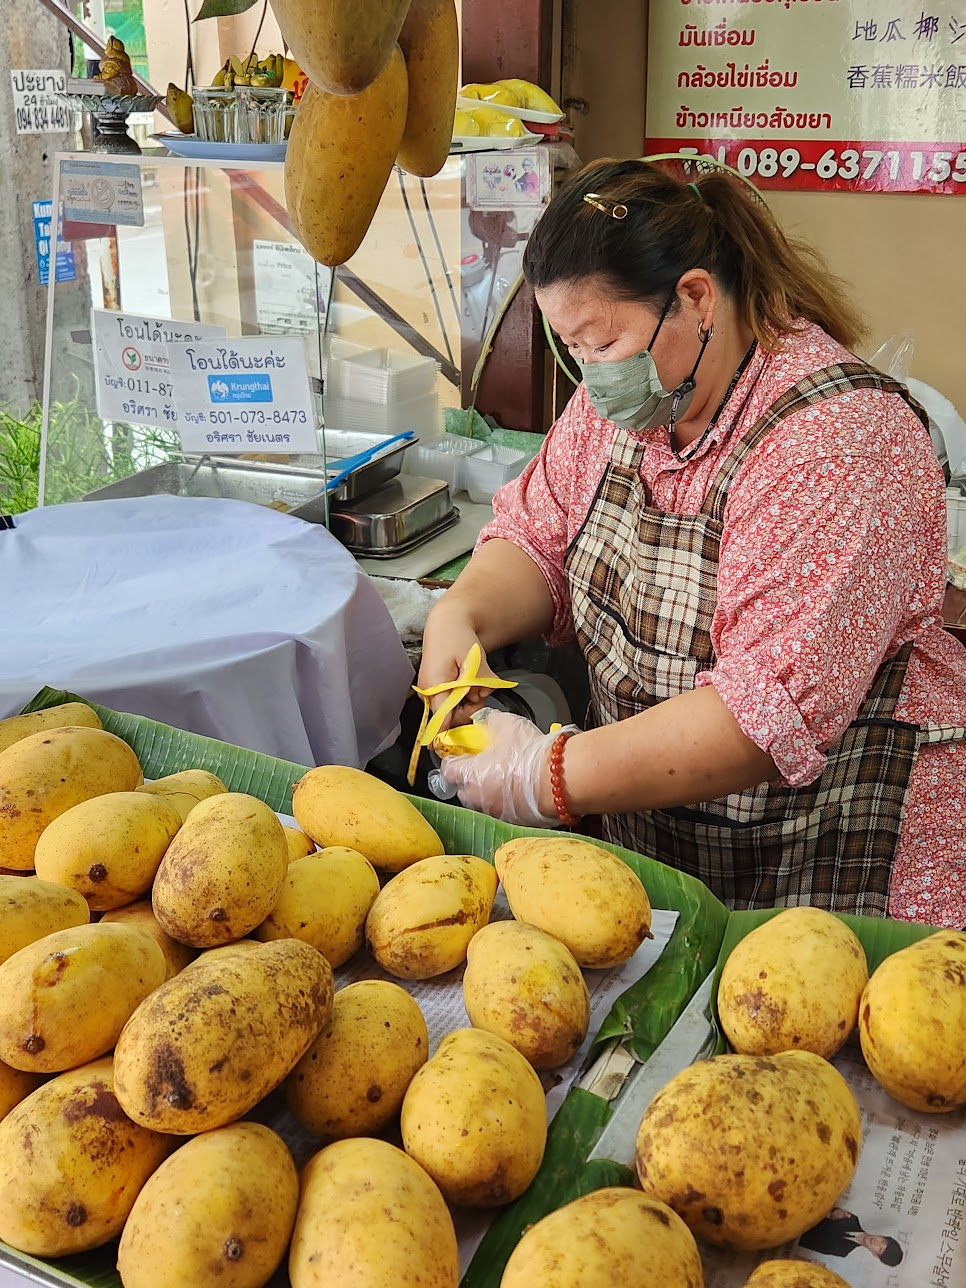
702,1048,966,1288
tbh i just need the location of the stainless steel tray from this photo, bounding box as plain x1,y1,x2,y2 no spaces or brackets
341,508,460,558
328,475,454,552
82,461,332,522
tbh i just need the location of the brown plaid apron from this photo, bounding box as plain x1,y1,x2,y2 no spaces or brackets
565,362,966,914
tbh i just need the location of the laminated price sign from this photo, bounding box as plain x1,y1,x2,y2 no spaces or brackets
166,336,320,454
647,0,966,194
92,310,226,430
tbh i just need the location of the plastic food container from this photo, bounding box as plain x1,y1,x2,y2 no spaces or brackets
462,444,530,504
338,348,440,405
322,392,440,439
402,434,483,493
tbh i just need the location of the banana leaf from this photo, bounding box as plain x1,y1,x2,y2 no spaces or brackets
8,687,731,1288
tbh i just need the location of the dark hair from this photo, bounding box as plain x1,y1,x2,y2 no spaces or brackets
877,1237,903,1266
522,157,867,352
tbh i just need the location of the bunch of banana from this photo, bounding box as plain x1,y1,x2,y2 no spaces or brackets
213,53,284,89
95,35,139,97
165,84,195,135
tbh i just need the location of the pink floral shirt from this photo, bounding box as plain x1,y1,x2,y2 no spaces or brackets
479,323,966,926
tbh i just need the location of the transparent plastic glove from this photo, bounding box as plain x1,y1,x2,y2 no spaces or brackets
438,709,580,828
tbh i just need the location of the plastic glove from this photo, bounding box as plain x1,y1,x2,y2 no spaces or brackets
438,709,580,828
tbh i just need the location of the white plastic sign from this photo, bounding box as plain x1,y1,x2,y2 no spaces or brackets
11,70,70,134
92,310,226,430
166,337,320,454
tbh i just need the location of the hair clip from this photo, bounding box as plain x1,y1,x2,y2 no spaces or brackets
582,192,628,219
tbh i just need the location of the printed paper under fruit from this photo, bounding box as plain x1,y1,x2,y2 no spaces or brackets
702,1050,966,1288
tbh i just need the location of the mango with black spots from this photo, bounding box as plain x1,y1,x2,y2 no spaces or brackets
635,1050,861,1250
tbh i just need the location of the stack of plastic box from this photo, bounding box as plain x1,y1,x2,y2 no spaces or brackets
322,341,441,440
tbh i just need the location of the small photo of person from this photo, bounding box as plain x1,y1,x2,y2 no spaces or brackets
799,1207,904,1266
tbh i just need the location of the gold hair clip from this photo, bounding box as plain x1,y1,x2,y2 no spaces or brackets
582,192,628,219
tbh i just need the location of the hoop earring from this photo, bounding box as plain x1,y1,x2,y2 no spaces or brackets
697,321,714,343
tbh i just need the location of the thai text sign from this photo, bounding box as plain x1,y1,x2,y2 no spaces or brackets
93,310,226,431
646,1,966,194
11,70,70,134
166,337,320,454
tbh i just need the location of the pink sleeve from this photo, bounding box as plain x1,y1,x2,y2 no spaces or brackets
695,406,944,787
476,390,589,645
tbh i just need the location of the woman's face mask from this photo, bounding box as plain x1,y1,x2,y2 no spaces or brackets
575,292,710,433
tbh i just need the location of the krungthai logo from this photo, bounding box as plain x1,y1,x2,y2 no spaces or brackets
207,374,273,403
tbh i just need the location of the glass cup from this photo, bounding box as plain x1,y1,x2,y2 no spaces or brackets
237,86,289,145
192,87,237,143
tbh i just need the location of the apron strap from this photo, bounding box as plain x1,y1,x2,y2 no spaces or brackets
702,361,930,523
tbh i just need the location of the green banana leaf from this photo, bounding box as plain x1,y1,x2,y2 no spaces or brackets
8,687,731,1288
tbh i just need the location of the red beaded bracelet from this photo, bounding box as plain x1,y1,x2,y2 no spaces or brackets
549,731,580,828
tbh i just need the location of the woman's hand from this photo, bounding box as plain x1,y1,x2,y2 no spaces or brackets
439,710,579,827
417,607,500,729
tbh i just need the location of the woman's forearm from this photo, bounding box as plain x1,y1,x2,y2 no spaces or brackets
546,685,778,817
429,539,557,651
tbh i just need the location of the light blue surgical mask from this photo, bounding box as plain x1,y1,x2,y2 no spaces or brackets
576,293,711,433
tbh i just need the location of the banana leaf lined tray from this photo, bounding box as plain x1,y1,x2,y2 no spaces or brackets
2,687,732,1288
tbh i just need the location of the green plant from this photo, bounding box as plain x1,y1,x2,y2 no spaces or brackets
0,384,182,514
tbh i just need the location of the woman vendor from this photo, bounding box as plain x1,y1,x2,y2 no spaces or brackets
419,158,966,926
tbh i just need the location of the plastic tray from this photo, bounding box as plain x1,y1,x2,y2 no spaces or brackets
462,444,531,504
402,435,484,493
337,348,439,405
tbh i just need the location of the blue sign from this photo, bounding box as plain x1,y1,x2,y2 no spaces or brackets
207,373,273,404
32,200,75,286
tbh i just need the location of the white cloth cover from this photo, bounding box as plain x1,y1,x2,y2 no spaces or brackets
0,497,414,767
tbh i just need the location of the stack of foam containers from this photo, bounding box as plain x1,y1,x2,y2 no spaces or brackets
321,339,442,441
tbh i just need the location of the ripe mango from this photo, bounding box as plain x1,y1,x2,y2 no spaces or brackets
501,1189,703,1288
0,922,165,1073
271,0,411,95
100,898,198,980
292,763,442,872
0,875,90,966
113,938,333,1134
745,1263,851,1288
0,1058,171,1257
397,0,459,177
859,930,966,1112
285,48,409,267
152,792,288,947
718,907,868,1059
34,791,182,911
137,767,227,824
0,726,142,870
463,920,590,1070
287,979,428,1138
255,846,379,967
117,1123,298,1288
289,1138,459,1287
635,1050,862,1250
0,702,101,755
365,853,497,979
495,835,652,967
401,1027,547,1207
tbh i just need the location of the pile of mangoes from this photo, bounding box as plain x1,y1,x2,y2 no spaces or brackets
0,701,961,1287
0,702,649,1285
